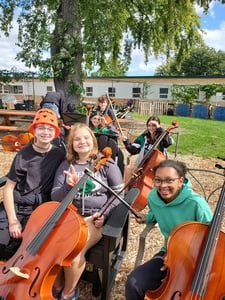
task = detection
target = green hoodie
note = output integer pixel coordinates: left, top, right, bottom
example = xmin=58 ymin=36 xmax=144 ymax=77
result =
xmin=145 ymin=178 xmax=213 ymax=251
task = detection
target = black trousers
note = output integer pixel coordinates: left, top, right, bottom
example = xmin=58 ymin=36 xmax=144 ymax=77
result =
xmin=125 ymin=251 xmax=166 ymax=300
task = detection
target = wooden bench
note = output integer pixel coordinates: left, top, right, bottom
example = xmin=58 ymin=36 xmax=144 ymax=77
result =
xmin=9 ymin=118 xmax=33 ymax=123
xmin=0 ymin=110 xmax=36 ymax=126
xmin=0 ymin=125 xmax=28 ymax=132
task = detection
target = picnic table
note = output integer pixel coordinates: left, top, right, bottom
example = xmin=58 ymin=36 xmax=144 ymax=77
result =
xmin=0 ymin=110 xmax=36 ymax=132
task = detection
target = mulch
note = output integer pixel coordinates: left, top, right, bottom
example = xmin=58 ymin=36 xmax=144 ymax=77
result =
xmin=0 ymin=119 xmax=224 ymax=299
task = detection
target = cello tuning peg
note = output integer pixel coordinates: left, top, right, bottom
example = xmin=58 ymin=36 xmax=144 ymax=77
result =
xmin=172 ymin=120 xmax=179 ymax=127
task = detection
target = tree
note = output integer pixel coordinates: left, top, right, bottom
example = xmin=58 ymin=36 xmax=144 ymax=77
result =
xmin=155 ymin=46 xmax=225 ymax=76
xmin=171 ymin=83 xmax=225 ymax=104
xmin=0 ymin=0 xmax=221 ymax=106
xmin=90 ymin=56 xmax=128 ymax=77
xmin=171 ymin=85 xmax=199 ymax=104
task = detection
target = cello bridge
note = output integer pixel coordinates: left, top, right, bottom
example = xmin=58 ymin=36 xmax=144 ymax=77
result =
xmin=9 ymin=267 xmax=29 ymax=279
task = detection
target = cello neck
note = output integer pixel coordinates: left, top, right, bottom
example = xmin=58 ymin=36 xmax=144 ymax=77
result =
xmin=190 ymin=181 xmax=225 ymax=296
xmin=105 ymin=93 xmax=125 ymax=137
xmin=26 ymin=168 xmax=94 ymax=256
xmin=137 ymin=129 xmax=168 ymax=168
xmin=26 ymin=154 xmax=108 ymax=256
xmin=137 ymin=121 xmax=178 ymax=169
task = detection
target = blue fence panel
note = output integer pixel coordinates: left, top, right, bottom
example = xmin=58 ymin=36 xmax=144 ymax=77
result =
xmin=213 ymin=106 xmax=225 ymax=121
xmin=192 ymin=104 xmax=208 ymax=119
xmin=175 ymin=104 xmax=190 ymax=117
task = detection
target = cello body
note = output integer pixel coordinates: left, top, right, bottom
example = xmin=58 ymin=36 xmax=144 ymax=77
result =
xmin=0 ymin=201 xmax=88 ymax=300
xmin=145 ymin=221 xmax=225 ymax=300
xmin=126 ymin=120 xmax=178 ymax=212
xmin=131 ymin=148 xmax=166 ymax=211
xmin=1 ymin=133 xmax=33 ymax=151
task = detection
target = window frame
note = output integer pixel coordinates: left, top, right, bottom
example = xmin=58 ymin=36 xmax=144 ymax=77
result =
xmin=159 ymin=87 xmax=169 ymax=99
xmin=86 ymin=86 xmax=93 ymax=96
xmin=132 ymin=87 xmax=141 ymax=98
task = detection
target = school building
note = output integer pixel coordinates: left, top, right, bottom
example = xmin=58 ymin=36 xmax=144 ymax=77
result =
xmin=1 ymin=75 xmax=225 ymax=109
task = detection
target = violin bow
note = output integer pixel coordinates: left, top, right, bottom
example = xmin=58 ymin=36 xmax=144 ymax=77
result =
xmin=84 ymin=167 xmax=141 ymax=219
xmin=105 ymin=93 xmax=125 ymax=138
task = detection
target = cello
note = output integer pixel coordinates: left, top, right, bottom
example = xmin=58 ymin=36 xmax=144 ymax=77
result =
xmin=104 ymin=93 xmax=126 ymax=138
xmin=1 ymin=133 xmax=33 ymax=151
xmin=127 ymin=121 xmax=178 ymax=211
xmin=0 ymin=153 xmax=110 ymax=300
xmin=145 ymin=172 xmax=225 ymax=300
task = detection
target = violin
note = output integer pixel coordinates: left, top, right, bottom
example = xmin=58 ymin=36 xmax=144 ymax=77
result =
xmin=128 ymin=121 xmax=178 ymax=211
xmin=0 ymin=151 xmax=110 ymax=299
xmin=145 ymin=172 xmax=225 ymax=300
xmin=1 ymin=133 xmax=33 ymax=151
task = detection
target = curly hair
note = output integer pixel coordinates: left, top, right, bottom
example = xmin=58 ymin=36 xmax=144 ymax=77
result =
xmin=153 ymin=159 xmax=187 ymax=178
xmin=66 ymin=123 xmax=98 ymax=162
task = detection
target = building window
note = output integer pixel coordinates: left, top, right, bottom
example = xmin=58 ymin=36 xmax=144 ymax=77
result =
xmin=47 ymin=86 xmax=53 ymax=92
xmin=13 ymin=85 xmax=23 ymax=94
xmin=108 ymin=87 xmax=115 ymax=97
xmin=4 ymin=85 xmax=9 ymax=93
xmin=159 ymin=87 xmax=168 ymax=99
xmin=132 ymin=87 xmax=141 ymax=98
xmin=86 ymin=87 xmax=93 ymax=96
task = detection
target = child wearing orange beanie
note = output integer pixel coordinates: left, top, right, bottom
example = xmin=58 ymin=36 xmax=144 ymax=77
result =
xmin=0 ymin=108 xmax=65 ymax=260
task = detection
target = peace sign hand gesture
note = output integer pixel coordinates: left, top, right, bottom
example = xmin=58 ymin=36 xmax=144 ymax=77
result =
xmin=64 ymin=165 xmax=79 ymax=186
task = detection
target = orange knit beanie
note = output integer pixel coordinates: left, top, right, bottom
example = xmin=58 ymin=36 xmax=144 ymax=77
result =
xmin=29 ymin=108 xmax=60 ymax=138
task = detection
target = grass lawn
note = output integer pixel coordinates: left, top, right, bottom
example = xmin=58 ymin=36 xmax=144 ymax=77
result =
xmin=132 ymin=113 xmax=225 ymax=159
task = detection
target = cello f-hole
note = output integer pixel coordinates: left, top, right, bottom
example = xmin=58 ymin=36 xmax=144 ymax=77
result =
xmin=29 ymin=266 xmax=40 ymax=298
xmin=171 ymin=291 xmax=182 ymax=299
xmin=2 ymin=254 xmax=24 ymax=274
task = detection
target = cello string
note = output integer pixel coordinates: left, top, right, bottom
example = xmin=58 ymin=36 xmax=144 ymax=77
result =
xmin=191 ymin=183 xmax=225 ymax=298
xmin=196 ymin=185 xmax=225 ymax=296
xmin=27 ymin=155 xmax=105 ymax=254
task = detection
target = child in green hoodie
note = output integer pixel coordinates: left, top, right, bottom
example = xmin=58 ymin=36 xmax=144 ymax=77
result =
xmin=125 ymin=159 xmax=213 ymax=300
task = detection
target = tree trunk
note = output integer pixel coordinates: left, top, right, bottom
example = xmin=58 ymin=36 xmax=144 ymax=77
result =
xmin=51 ymin=0 xmax=83 ymax=108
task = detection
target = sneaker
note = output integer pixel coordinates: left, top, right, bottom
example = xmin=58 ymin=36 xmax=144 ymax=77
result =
xmin=52 ymin=286 xmax=63 ymax=299
xmin=58 ymin=286 xmax=80 ymax=300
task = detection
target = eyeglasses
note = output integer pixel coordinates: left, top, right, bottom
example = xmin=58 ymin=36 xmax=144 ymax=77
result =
xmin=153 ymin=178 xmax=180 ymax=186
xmin=35 ymin=126 xmax=55 ymax=133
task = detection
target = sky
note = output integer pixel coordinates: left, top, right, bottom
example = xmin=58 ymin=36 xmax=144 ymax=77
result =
xmin=0 ymin=1 xmax=225 ymax=77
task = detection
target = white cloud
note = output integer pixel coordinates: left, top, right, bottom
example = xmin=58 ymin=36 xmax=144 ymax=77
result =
xmin=195 ymin=2 xmax=216 ymax=17
xmin=127 ymin=48 xmax=166 ymax=75
xmin=203 ymin=22 xmax=225 ymax=51
xmin=1 ymin=3 xmax=225 ymax=76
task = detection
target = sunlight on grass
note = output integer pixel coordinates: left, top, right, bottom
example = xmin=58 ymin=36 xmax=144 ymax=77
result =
xmin=131 ymin=114 xmax=225 ymax=158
